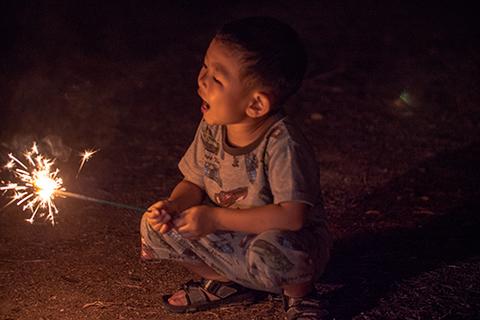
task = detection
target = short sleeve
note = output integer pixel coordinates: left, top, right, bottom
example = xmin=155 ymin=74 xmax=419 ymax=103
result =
xmin=266 ymin=126 xmax=321 ymax=206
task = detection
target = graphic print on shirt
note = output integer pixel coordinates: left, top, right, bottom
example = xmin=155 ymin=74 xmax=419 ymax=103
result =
xmin=258 ymin=186 xmax=273 ymax=204
xmin=232 ymin=155 xmax=239 ymax=167
xmin=204 ymin=162 xmax=222 ymax=187
xmin=263 ymin=126 xmax=284 ymax=178
xmin=245 ymin=153 xmax=258 ymax=184
xmin=215 ymin=186 xmax=248 ymax=207
xmin=262 ymin=151 xmax=270 ymax=177
xmin=202 ymin=126 xmax=220 ymax=155
xmin=270 ymin=126 xmax=285 ymax=139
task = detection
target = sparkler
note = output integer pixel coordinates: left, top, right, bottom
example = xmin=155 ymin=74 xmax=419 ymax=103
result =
xmin=2 ymin=143 xmax=151 ymax=217
xmin=55 ymin=190 xmax=147 ymax=212
xmin=1 ymin=143 xmax=189 ymax=250
xmin=1 ymin=143 xmax=104 ymax=224
xmin=1 ymin=144 xmax=148 ymax=224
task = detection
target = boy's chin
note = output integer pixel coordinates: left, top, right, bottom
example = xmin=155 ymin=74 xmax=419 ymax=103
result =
xmin=202 ymin=115 xmax=215 ymax=125
xmin=204 ymin=120 xmax=219 ymax=126
xmin=203 ymin=115 xmax=226 ymax=126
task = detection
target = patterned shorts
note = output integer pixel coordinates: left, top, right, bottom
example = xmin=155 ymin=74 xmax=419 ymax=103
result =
xmin=140 ymin=214 xmax=331 ymax=293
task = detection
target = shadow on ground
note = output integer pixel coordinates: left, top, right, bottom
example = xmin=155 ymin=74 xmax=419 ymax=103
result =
xmin=322 ymin=141 xmax=480 ymax=319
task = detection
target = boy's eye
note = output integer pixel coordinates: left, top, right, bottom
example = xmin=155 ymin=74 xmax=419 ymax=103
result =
xmin=201 ymin=62 xmax=221 ymax=84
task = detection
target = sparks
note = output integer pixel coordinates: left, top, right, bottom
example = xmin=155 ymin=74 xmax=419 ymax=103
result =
xmin=1 ymin=144 xmax=63 ymax=225
xmin=76 ymin=149 xmax=98 ymax=178
xmin=2 ymin=144 xmax=160 ymax=229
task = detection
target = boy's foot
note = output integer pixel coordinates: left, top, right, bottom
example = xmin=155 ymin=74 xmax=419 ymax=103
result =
xmin=283 ymin=290 xmax=329 ymax=320
xmin=161 ymin=278 xmax=256 ymax=313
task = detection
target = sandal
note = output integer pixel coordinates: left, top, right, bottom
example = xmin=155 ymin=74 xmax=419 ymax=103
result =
xmin=283 ymin=290 xmax=329 ymax=320
xmin=161 ymin=278 xmax=256 ymax=313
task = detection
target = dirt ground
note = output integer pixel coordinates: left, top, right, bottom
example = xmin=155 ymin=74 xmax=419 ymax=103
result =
xmin=0 ymin=1 xmax=479 ymax=319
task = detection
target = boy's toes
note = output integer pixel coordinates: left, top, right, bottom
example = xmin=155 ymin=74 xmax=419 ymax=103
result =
xmin=168 ymin=290 xmax=188 ymax=306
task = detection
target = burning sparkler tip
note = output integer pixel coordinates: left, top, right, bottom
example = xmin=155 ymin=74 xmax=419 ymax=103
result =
xmin=2 ymin=142 xmax=97 ymax=225
xmin=1 ymin=142 xmax=64 ymax=225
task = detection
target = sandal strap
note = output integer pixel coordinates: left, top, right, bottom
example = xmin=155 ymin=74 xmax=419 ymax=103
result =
xmin=161 ymin=278 xmax=256 ymax=313
xmin=286 ymin=307 xmax=328 ymax=320
xmin=181 ymin=279 xmax=241 ymax=305
xmin=182 ymin=280 xmax=209 ymax=305
xmin=284 ymin=291 xmax=329 ymax=320
xmin=201 ymin=279 xmax=239 ymax=299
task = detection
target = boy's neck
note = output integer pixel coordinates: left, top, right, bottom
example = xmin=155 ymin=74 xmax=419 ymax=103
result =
xmin=225 ymin=114 xmax=279 ymax=148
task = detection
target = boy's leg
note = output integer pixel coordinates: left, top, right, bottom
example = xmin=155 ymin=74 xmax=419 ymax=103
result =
xmin=177 ymin=261 xmax=231 ymax=282
xmin=283 ymin=281 xmax=314 ymax=298
xmin=245 ymin=228 xmax=331 ymax=319
xmin=141 ymin=214 xmax=255 ymax=310
xmin=246 ymin=228 xmax=330 ymax=291
xmin=167 ymin=261 xmax=231 ymax=306
xmin=140 ymin=213 xmax=201 ymax=263
xmin=141 ymin=212 xmax=331 ymax=314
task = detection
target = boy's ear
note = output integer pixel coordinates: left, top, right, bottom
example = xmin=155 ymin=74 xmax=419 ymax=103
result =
xmin=246 ymin=92 xmax=272 ymax=118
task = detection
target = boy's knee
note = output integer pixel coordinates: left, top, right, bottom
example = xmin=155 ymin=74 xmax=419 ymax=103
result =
xmin=140 ymin=213 xmax=150 ymax=238
xmin=249 ymin=230 xmax=304 ymax=273
xmin=246 ymin=230 xmax=316 ymax=289
xmin=140 ymin=213 xmax=170 ymax=248
xmin=251 ymin=229 xmax=310 ymax=253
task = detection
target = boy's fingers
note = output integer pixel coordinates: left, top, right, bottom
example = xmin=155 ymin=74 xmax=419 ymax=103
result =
xmin=147 ymin=205 xmax=161 ymax=214
xmin=147 ymin=204 xmax=169 ymax=217
xmin=159 ymin=224 xmax=169 ymax=233
xmin=161 ymin=212 xmax=172 ymax=224
xmin=160 ymin=221 xmax=175 ymax=233
xmin=145 ymin=210 xmax=158 ymax=220
xmin=173 ymin=214 xmax=186 ymax=228
xmin=149 ymin=200 xmax=168 ymax=211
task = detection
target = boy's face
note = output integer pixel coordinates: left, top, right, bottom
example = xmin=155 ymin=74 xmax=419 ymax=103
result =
xmin=197 ymin=38 xmax=255 ymax=126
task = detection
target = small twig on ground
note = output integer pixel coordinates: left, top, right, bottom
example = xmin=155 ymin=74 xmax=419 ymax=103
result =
xmin=83 ymin=301 xmax=106 ymax=309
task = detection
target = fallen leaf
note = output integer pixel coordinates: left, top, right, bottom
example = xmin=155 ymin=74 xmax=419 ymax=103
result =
xmin=310 ymin=113 xmax=324 ymax=121
xmin=414 ymin=208 xmax=435 ymax=215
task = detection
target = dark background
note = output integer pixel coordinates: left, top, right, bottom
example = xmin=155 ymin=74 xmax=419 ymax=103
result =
xmin=1 ymin=1 xmax=479 ymax=319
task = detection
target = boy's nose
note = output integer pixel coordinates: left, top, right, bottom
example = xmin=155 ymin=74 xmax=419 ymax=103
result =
xmin=198 ymin=72 xmax=207 ymax=89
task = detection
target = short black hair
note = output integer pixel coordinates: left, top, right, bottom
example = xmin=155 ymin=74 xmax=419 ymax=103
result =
xmin=216 ymin=17 xmax=307 ymax=107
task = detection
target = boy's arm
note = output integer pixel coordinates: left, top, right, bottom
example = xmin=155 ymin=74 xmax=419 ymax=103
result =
xmin=168 ymin=178 xmax=205 ymax=212
xmin=213 ymin=201 xmax=307 ymax=233
xmin=174 ymin=201 xmax=307 ymax=239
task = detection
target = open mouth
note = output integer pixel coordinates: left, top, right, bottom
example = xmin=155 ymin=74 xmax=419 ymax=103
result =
xmin=201 ymin=101 xmax=210 ymax=113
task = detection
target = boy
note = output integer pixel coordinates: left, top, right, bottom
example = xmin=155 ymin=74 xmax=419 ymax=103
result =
xmin=141 ymin=17 xmax=332 ymax=319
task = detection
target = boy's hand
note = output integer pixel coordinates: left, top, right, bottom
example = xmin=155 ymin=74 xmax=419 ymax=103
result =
xmin=145 ymin=200 xmax=177 ymax=234
xmin=173 ymin=205 xmax=216 ymax=240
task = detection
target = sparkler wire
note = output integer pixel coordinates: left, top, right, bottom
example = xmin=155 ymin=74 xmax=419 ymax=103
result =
xmin=55 ymin=190 xmax=149 ymax=212
xmin=56 ymin=190 xmax=189 ymax=250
